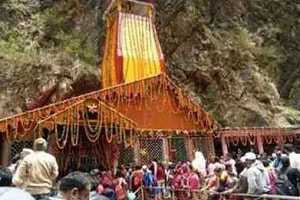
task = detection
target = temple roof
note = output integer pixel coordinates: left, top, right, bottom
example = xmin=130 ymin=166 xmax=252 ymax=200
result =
xmin=0 ymin=73 xmax=215 ymax=141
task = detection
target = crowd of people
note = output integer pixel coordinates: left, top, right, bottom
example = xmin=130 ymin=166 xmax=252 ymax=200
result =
xmin=1 ymin=138 xmax=300 ymax=200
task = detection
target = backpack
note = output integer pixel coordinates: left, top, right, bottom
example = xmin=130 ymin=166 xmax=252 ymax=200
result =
xmin=275 ymin=172 xmax=298 ymax=196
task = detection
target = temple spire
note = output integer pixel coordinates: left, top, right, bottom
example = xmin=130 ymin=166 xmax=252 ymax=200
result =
xmin=101 ymin=0 xmax=164 ymax=88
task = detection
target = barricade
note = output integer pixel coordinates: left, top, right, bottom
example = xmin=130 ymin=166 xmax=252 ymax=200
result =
xmin=140 ymin=186 xmax=208 ymax=200
xmin=139 ymin=186 xmax=300 ymax=200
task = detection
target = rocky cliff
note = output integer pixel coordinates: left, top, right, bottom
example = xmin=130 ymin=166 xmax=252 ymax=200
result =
xmin=0 ymin=0 xmax=300 ymax=128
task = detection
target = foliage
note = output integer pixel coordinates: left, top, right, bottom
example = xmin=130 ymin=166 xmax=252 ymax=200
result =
xmin=0 ymin=0 xmax=97 ymax=66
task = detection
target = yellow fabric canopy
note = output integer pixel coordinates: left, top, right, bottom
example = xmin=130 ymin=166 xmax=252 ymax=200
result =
xmin=120 ymin=13 xmax=162 ymax=83
xmin=101 ymin=11 xmax=164 ymax=88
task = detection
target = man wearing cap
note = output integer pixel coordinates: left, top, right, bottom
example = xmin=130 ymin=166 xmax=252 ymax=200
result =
xmin=240 ymin=152 xmax=269 ymax=195
xmin=13 ymin=138 xmax=59 ymax=200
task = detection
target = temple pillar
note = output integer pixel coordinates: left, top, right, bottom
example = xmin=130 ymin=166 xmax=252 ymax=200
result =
xmin=185 ymin=136 xmax=194 ymax=161
xmin=0 ymin=138 xmax=11 ymax=167
xmin=257 ymin=135 xmax=264 ymax=154
xmin=221 ymin=135 xmax=228 ymax=156
xmin=162 ymin=137 xmax=169 ymax=162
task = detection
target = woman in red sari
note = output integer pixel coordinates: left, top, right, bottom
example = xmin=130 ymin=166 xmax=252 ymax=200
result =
xmin=171 ymin=163 xmax=189 ymax=200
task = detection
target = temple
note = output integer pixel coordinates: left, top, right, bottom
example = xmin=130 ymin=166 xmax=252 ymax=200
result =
xmin=0 ymin=0 xmax=215 ymax=173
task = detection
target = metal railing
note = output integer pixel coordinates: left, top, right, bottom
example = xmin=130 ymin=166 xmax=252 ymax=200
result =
xmin=229 ymin=193 xmax=300 ymax=200
xmin=138 ymin=186 xmax=300 ymax=200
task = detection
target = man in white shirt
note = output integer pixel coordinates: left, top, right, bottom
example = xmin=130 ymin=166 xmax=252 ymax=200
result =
xmin=284 ymin=144 xmax=300 ymax=171
xmin=13 ymin=138 xmax=59 ymax=200
xmin=240 ymin=152 xmax=269 ymax=194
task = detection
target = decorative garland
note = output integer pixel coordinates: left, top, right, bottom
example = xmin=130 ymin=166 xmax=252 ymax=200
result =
xmin=264 ymin=135 xmax=274 ymax=145
xmin=82 ymin=101 xmax=103 ymax=143
xmin=170 ymin=92 xmax=181 ymax=114
xmin=231 ymin=137 xmax=240 ymax=146
xmin=288 ymin=135 xmax=294 ymax=143
xmin=248 ymin=134 xmax=256 ymax=145
xmin=105 ymin=113 xmax=113 ymax=143
xmin=18 ymin=112 xmax=36 ymax=138
xmin=83 ymin=100 xmax=102 ymax=133
xmin=240 ymin=136 xmax=248 ymax=146
xmin=70 ymin=107 xmax=80 ymax=146
xmin=123 ymin=123 xmax=129 ymax=148
xmin=1 ymin=73 xmax=215 ymax=137
xmin=116 ymin=123 xmax=123 ymax=144
xmin=54 ymin=112 xmax=69 ymax=150
xmin=13 ymin=118 xmax=19 ymax=140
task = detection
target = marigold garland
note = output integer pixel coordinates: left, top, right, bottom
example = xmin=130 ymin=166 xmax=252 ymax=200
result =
xmin=54 ymin=113 xmax=69 ymax=150
xmin=248 ymin=134 xmax=256 ymax=145
xmin=13 ymin=118 xmax=19 ymax=140
xmin=19 ymin=113 xmax=36 ymax=138
xmin=231 ymin=137 xmax=239 ymax=146
xmin=288 ymin=135 xmax=294 ymax=143
xmin=82 ymin=101 xmax=103 ymax=142
xmin=105 ymin=113 xmax=113 ymax=143
xmin=70 ymin=107 xmax=80 ymax=146
xmin=264 ymin=135 xmax=273 ymax=144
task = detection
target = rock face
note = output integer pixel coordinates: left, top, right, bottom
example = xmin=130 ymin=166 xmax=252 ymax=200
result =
xmin=0 ymin=0 xmax=101 ymax=117
xmin=0 ymin=0 xmax=300 ymax=127
xmin=156 ymin=0 xmax=300 ymax=127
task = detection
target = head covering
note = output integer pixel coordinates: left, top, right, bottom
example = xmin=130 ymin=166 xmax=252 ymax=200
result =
xmin=242 ymin=152 xmax=256 ymax=161
xmin=33 ymin=137 xmax=47 ymax=151
xmin=214 ymin=163 xmax=224 ymax=172
xmin=35 ymin=137 xmax=46 ymax=144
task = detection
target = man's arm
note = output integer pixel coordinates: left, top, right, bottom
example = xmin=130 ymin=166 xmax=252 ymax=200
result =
xmin=247 ymin=170 xmax=258 ymax=194
xmin=12 ymin=160 xmax=29 ymax=187
xmin=51 ymin=157 xmax=59 ymax=180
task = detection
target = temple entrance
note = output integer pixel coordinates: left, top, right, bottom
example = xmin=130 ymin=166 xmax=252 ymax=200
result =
xmin=227 ymin=143 xmax=258 ymax=158
xmin=49 ymin=126 xmax=120 ymax=176
xmin=214 ymin=139 xmax=223 ymax=156
xmin=169 ymin=137 xmax=187 ymax=162
xmin=119 ymin=145 xmax=135 ymax=166
xmin=140 ymin=138 xmax=164 ymax=164
xmin=263 ymin=144 xmax=277 ymax=155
